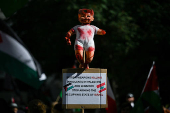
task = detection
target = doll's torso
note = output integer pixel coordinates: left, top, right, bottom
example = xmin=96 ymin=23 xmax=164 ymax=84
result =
xmin=73 ymin=25 xmax=99 ymax=43
xmin=73 ymin=24 xmax=99 ymax=51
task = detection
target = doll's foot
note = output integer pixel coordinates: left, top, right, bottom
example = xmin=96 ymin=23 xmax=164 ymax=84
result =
xmin=84 ymin=63 xmax=89 ymax=69
xmin=79 ymin=64 xmax=84 ymax=68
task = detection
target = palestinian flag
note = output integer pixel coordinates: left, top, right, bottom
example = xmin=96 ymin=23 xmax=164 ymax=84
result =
xmin=106 ymin=77 xmax=117 ymax=113
xmin=0 ymin=29 xmax=46 ymax=89
xmin=131 ymin=61 xmax=163 ymax=113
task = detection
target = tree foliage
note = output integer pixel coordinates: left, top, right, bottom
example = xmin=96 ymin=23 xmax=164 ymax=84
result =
xmin=5 ymin=0 xmax=170 ymax=106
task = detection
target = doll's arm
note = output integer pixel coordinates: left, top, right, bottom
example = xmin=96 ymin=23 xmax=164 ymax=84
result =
xmin=97 ymin=29 xmax=106 ymax=35
xmin=65 ymin=28 xmax=75 ymax=45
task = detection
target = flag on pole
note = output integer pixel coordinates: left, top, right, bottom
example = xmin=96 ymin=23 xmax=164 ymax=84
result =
xmin=106 ymin=77 xmax=117 ymax=113
xmin=130 ymin=61 xmax=163 ymax=113
xmin=0 ymin=30 xmax=46 ymax=89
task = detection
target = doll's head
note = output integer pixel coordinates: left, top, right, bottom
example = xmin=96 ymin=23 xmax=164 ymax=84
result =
xmin=78 ymin=9 xmax=94 ymax=24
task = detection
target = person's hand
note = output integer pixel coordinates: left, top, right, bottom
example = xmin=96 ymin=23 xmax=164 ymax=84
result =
xmin=65 ymin=37 xmax=71 ymax=45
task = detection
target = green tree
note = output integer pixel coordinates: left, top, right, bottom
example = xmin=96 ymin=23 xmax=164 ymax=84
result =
xmin=4 ymin=0 xmax=170 ymax=107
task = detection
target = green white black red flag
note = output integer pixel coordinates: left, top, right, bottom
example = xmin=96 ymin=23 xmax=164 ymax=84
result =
xmin=0 ymin=30 xmax=46 ymax=89
xmin=130 ymin=61 xmax=163 ymax=113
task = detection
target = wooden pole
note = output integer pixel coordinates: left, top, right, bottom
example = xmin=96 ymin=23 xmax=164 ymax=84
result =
xmin=83 ymin=50 xmax=85 ymax=63
xmin=82 ymin=108 xmax=84 ymax=113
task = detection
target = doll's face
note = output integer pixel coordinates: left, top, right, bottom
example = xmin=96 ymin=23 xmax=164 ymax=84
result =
xmin=78 ymin=9 xmax=94 ymax=24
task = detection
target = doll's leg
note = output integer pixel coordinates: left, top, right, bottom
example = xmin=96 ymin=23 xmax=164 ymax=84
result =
xmin=75 ymin=44 xmax=84 ymax=68
xmin=75 ymin=50 xmax=84 ymax=68
xmin=85 ymin=50 xmax=94 ymax=69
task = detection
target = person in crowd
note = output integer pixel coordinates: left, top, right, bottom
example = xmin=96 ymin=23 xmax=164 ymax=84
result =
xmin=126 ymin=93 xmax=135 ymax=108
xmin=28 ymin=99 xmax=46 ymax=113
xmin=120 ymin=102 xmax=132 ymax=113
xmin=163 ymin=106 xmax=170 ymax=113
xmin=10 ymin=103 xmax=18 ymax=113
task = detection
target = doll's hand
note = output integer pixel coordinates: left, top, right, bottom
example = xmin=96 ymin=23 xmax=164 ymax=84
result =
xmin=97 ymin=29 xmax=106 ymax=35
xmin=65 ymin=37 xmax=71 ymax=45
xmin=102 ymin=30 xmax=106 ymax=35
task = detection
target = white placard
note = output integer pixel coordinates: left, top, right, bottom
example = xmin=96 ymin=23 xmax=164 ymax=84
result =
xmin=62 ymin=73 xmax=107 ymax=105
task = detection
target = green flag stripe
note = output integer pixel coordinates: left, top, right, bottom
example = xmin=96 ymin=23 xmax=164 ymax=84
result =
xmin=142 ymin=91 xmax=163 ymax=113
xmin=60 ymin=91 xmax=62 ymax=98
xmin=130 ymin=97 xmax=144 ymax=113
xmin=0 ymin=51 xmax=43 ymax=89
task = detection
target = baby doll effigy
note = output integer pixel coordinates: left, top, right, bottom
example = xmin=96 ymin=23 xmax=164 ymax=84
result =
xmin=65 ymin=9 xmax=106 ymax=69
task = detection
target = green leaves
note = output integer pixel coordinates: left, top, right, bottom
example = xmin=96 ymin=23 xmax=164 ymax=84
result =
xmin=4 ymin=0 xmax=170 ymax=105
xmin=0 ymin=0 xmax=29 ymax=17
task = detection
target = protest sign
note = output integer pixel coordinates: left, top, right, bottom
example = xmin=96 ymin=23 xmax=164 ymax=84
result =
xmin=62 ymin=68 xmax=107 ymax=109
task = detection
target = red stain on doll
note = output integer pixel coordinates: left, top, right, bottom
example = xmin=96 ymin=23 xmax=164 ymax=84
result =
xmin=87 ymin=29 xmax=92 ymax=36
xmin=66 ymin=32 xmax=71 ymax=38
xmin=76 ymin=53 xmax=84 ymax=64
xmin=88 ymin=47 xmax=95 ymax=51
xmin=71 ymin=28 xmax=75 ymax=33
xmin=75 ymin=45 xmax=83 ymax=50
xmin=78 ymin=28 xmax=85 ymax=39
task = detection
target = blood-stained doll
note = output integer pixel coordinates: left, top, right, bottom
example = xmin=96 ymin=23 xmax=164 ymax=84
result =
xmin=65 ymin=9 xmax=106 ymax=69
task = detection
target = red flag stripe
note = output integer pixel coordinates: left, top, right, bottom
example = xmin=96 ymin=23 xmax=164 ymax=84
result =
xmin=106 ymin=77 xmax=117 ymax=113
xmin=143 ymin=65 xmax=159 ymax=92
xmin=106 ymin=95 xmax=117 ymax=113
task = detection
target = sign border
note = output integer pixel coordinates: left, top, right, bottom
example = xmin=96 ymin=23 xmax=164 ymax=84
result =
xmin=62 ymin=68 xmax=107 ymax=109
